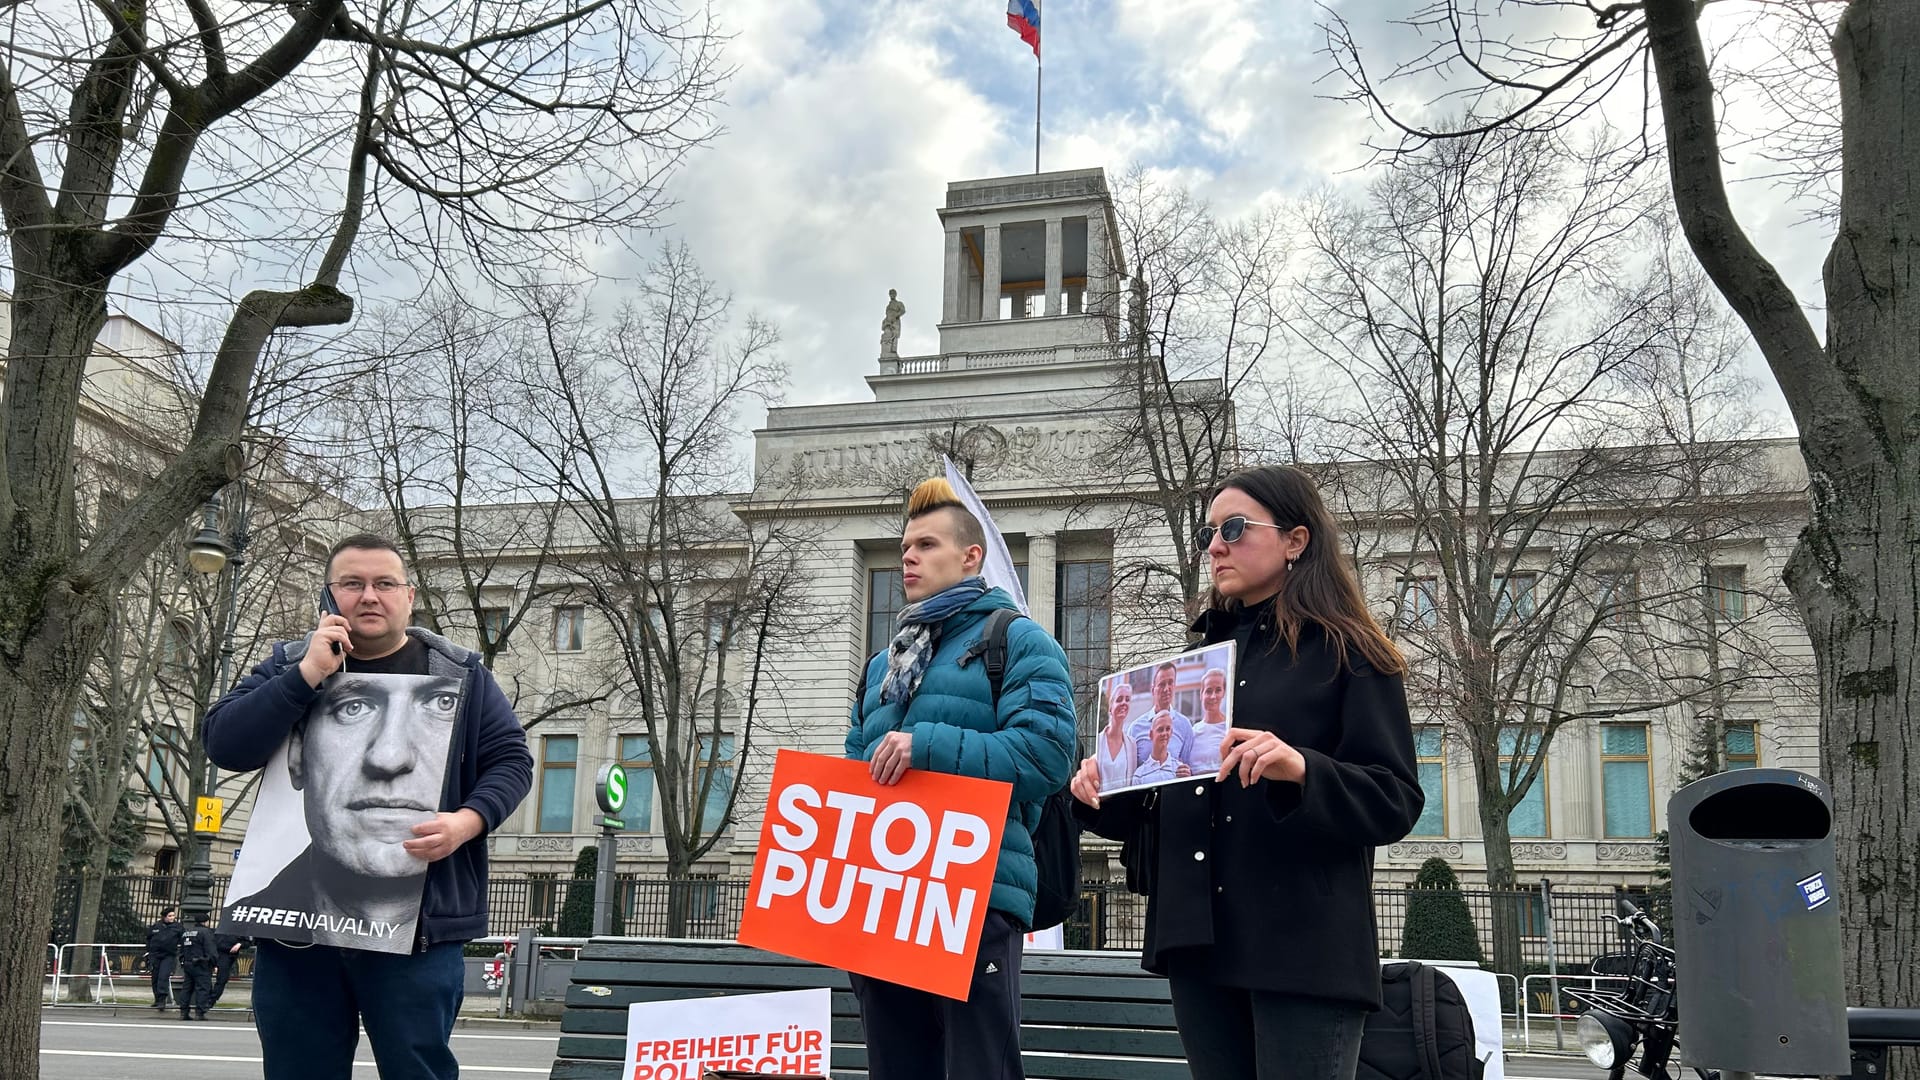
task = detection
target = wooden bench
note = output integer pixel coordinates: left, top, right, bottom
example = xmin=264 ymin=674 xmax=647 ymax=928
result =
xmin=550 ymin=939 xmax=1186 ymax=1080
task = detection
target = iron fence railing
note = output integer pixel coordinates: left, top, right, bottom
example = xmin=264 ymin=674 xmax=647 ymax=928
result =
xmin=54 ymin=872 xmax=1666 ymax=977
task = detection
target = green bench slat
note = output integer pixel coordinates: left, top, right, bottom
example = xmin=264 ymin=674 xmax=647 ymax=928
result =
xmin=552 ymin=940 xmax=1185 ymax=1079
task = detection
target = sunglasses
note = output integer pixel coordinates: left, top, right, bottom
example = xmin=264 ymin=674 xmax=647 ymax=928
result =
xmin=1196 ymin=515 xmax=1288 ymax=548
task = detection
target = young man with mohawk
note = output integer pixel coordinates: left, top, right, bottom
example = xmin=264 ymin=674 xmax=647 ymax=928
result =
xmin=845 ymin=477 xmax=1078 ymax=1080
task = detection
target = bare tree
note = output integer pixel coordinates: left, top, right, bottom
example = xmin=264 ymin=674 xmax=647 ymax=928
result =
xmin=1075 ymin=170 xmax=1290 ymax=668
xmin=347 ymin=292 xmax=611 ymax=729
xmin=1293 ymin=127 xmax=1759 ymax=977
xmin=501 ymin=250 xmax=819 ymax=929
xmin=1326 ymin=0 xmax=1917 ymax=1026
xmin=0 ymin=0 xmax=725 ymax=1055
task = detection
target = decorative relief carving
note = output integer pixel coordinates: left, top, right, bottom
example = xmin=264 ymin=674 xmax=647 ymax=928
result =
xmin=1512 ymin=843 xmax=1568 ymax=861
xmin=1597 ymin=843 xmax=1656 ymax=861
xmin=518 ymin=836 xmax=574 ymax=853
xmin=768 ymin=422 xmax=1106 ymax=488
xmin=616 ymin=836 xmax=656 ymax=854
xmin=1387 ymin=841 xmax=1464 ymax=860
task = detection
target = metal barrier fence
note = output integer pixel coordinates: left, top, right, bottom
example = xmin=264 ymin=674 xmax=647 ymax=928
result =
xmin=53 ymin=873 xmax=1662 ymax=978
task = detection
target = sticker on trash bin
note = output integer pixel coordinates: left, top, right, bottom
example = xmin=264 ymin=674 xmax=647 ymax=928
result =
xmin=1797 ymin=872 xmax=1831 ymax=910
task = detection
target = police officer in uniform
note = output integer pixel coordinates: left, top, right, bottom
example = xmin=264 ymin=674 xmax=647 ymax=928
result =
xmin=176 ymin=913 xmax=219 ymax=1020
xmin=144 ymin=907 xmax=181 ymax=1010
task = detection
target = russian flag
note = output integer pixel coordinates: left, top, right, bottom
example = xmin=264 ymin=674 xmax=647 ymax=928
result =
xmin=1007 ymin=0 xmax=1040 ymax=58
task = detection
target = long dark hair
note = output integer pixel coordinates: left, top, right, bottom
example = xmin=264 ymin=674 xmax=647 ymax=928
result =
xmin=1207 ymin=465 xmax=1405 ymax=676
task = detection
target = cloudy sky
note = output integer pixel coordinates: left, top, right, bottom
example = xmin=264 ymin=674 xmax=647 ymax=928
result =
xmin=579 ymin=0 xmax=1827 ymax=431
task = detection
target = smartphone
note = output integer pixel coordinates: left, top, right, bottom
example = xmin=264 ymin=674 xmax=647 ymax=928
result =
xmin=318 ymin=585 xmax=344 ymax=655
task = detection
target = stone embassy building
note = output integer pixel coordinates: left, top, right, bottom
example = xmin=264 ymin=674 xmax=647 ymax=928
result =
xmin=467 ymin=168 xmax=1819 ymax=911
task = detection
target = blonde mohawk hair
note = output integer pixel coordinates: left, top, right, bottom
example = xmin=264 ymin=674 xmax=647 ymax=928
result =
xmin=905 ymin=477 xmax=987 ymax=551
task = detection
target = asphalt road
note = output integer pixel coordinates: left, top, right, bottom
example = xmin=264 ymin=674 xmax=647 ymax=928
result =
xmin=39 ymin=1013 xmax=557 ymax=1079
xmin=39 ymin=1011 xmax=1611 ymax=1080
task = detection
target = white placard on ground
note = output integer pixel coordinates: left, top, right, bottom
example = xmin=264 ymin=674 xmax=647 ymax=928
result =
xmin=624 ymin=987 xmax=830 ymax=1079
xmin=1024 ymin=925 xmax=1064 ymax=950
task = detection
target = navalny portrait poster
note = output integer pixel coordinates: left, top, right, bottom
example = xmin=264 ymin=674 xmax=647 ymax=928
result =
xmin=220 ymin=672 xmax=461 ymax=953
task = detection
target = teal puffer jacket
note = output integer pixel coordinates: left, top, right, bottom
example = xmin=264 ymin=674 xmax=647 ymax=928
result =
xmin=845 ymin=589 xmax=1078 ymax=929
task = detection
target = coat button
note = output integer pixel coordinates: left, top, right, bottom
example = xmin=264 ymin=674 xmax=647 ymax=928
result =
xmin=1193 ymin=851 xmax=1206 ymax=862
xmin=1194 ymin=785 xmax=1205 ymax=796
xmin=1216 ymin=886 xmax=1224 ymax=894
xmin=1225 ymin=815 xmax=1233 ymax=823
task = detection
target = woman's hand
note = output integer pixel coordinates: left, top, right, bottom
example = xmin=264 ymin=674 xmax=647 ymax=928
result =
xmin=1217 ymin=728 xmax=1306 ymax=787
xmin=1069 ymin=756 xmax=1103 ymax=809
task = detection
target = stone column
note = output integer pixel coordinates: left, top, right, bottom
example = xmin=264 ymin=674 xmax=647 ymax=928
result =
xmin=1558 ymin=721 xmax=1596 ymax=839
xmin=982 ymin=224 xmax=1003 ymax=322
xmin=1044 ymin=217 xmax=1064 ymax=316
xmin=1026 ymin=534 xmax=1058 ymax=635
xmin=1085 ymin=210 xmax=1112 ymax=322
xmin=943 ymin=229 xmax=963 ymax=324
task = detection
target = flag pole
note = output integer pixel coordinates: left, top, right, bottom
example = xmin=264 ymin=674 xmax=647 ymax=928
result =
xmin=1034 ymin=0 xmax=1042 ymax=173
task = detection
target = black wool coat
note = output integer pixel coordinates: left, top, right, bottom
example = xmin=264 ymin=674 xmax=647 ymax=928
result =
xmin=1074 ymin=599 xmax=1424 ymax=1009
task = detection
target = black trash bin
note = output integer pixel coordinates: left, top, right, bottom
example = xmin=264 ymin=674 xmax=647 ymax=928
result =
xmin=1667 ymin=768 xmax=1849 ymax=1075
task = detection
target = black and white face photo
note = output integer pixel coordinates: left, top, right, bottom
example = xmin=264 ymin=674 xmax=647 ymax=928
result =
xmin=222 ymin=672 xmax=460 ymax=951
xmin=293 ymin=674 xmax=460 ymax=878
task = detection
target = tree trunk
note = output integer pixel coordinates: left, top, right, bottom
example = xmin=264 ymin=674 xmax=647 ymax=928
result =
xmin=665 ymin=852 xmax=690 ymax=937
xmin=0 ymin=615 xmax=105 ymax=1072
xmin=1789 ymin=470 xmax=1919 ymax=1032
xmin=1476 ymin=788 xmax=1526 ymax=983
xmin=1791 ymin=3 xmax=1918 ymax=1056
xmin=65 ymin=836 xmax=115 ymax=1004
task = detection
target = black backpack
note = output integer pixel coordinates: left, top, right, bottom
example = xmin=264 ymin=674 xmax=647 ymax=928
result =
xmin=1358 ymin=960 xmax=1485 ymax=1080
xmin=856 ymin=608 xmax=1082 ymax=931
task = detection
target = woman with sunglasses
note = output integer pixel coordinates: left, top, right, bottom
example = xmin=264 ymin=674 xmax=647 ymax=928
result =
xmin=1068 ymin=464 xmax=1424 ymax=1080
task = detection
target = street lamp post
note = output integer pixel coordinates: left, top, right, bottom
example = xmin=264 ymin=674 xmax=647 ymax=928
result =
xmin=181 ymin=481 xmax=249 ymax=925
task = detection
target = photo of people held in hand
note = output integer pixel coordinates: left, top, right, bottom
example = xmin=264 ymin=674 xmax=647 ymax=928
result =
xmin=1092 ymin=642 xmax=1236 ymax=796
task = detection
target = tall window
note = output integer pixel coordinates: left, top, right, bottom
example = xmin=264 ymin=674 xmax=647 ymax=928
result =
xmin=1056 ymin=561 xmax=1112 ymax=743
xmin=867 ymin=569 xmax=905 ymax=655
xmin=618 ymin=733 xmax=656 ymax=831
xmin=529 ymin=874 xmax=559 ymax=920
xmin=552 ymin=606 xmax=586 ymax=652
xmin=1398 ymin=577 xmax=1439 ymax=630
xmin=538 ymin=735 xmax=577 ymax=833
xmin=1596 ymin=570 xmax=1639 ymax=626
xmin=1601 ymin=723 xmax=1653 ymax=838
xmin=1707 ymin=565 xmax=1747 ymax=620
xmin=632 ymin=605 xmax=668 ymax=649
xmin=1725 ymin=724 xmax=1759 ymax=769
xmin=161 ymin=618 xmax=195 ymax=671
xmin=1410 ymin=726 xmax=1446 ymax=836
xmin=1499 ymin=726 xmax=1549 ymax=837
xmin=479 ymin=607 xmax=509 ymax=648
xmin=705 ymin=601 xmax=734 ymax=652
xmin=1493 ymin=573 xmax=1538 ymax=623
xmin=685 ymin=872 xmax=723 ymax=926
xmin=152 ymin=848 xmax=178 ymax=899
xmin=696 ymin=734 xmax=736 ymax=833
xmin=1504 ymin=886 xmax=1550 ymax=937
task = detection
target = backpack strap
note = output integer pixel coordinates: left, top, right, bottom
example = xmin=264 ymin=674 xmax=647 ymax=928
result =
xmin=960 ymin=608 xmax=1023 ymax=706
xmin=1408 ymin=960 xmax=1448 ymax=1080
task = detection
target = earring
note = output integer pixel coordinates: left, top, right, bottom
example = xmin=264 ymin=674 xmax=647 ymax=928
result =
xmin=1286 ymin=557 xmax=1298 ymax=573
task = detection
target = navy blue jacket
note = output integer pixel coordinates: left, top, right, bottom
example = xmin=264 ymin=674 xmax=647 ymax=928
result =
xmin=204 ymin=628 xmax=533 ymax=948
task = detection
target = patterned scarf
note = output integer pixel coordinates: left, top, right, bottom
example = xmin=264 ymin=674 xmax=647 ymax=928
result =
xmin=880 ymin=576 xmax=989 ymax=706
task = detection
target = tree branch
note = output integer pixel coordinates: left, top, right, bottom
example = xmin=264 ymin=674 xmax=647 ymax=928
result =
xmin=1639 ymin=0 xmax=1847 ymax=439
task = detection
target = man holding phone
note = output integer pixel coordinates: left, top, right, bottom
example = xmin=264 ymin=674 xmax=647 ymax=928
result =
xmin=204 ymin=534 xmax=532 ymax=1080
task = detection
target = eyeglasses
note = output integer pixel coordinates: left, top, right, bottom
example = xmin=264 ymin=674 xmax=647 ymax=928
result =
xmin=1196 ymin=516 xmax=1287 ymax=549
xmin=328 ymin=579 xmax=413 ymax=595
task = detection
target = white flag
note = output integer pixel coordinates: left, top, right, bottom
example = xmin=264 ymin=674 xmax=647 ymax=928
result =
xmin=943 ymin=456 xmax=1028 ymax=615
